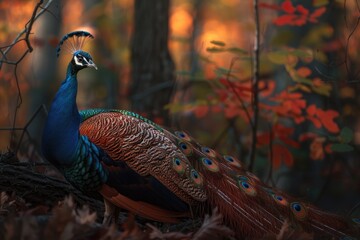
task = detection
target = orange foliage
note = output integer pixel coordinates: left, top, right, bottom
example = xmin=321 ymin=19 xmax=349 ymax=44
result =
xmin=297 ymin=67 xmax=312 ymax=78
xmin=260 ymin=1 xmax=327 ymax=26
xmin=193 ymin=105 xmax=209 ymax=118
xmin=272 ymin=144 xmax=294 ymax=168
xmin=306 ymin=105 xmax=340 ymax=133
xmin=309 ymin=137 xmax=326 ymax=160
xmin=257 ymin=124 xmax=299 ymax=169
xmin=0 ymin=1 xmax=35 ymax=35
xmin=266 ymin=91 xmax=306 ymax=123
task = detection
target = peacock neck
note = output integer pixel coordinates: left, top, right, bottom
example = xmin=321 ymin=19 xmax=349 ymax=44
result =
xmin=42 ymin=63 xmax=81 ymax=166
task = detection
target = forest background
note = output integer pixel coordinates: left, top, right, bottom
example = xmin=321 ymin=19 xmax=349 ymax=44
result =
xmin=0 ymin=0 xmax=359 ymax=238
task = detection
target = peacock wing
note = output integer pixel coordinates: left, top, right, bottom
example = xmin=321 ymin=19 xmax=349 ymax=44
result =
xmin=79 ymin=110 xmax=207 ymax=221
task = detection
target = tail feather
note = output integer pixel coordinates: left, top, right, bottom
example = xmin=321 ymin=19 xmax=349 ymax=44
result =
xmin=100 ymin=184 xmax=190 ymax=223
xmin=164 ymin=129 xmax=354 ymax=239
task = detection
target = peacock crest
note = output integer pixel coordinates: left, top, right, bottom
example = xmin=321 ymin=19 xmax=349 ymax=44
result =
xmin=56 ymin=30 xmax=94 ymax=57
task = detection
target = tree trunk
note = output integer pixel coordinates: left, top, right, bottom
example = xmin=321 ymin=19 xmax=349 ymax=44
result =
xmin=130 ymin=0 xmax=175 ymax=125
xmin=28 ymin=0 xmax=61 ymax=148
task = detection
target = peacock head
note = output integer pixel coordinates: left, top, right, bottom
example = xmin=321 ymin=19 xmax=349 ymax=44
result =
xmin=71 ymin=50 xmax=97 ymax=71
xmin=57 ymin=31 xmax=97 ymax=72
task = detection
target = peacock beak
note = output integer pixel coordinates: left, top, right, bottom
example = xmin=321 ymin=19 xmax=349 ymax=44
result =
xmin=86 ymin=59 xmax=98 ymax=70
xmin=88 ymin=62 xmax=98 ymax=70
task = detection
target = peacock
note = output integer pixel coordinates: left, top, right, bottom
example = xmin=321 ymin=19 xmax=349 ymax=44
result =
xmin=42 ymin=31 xmax=358 ymax=239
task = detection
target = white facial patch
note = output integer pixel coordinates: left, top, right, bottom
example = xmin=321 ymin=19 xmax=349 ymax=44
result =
xmin=74 ymin=55 xmax=84 ymax=67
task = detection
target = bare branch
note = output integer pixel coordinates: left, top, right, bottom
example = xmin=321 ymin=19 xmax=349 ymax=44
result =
xmin=248 ymin=0 xmax=260 ymax=171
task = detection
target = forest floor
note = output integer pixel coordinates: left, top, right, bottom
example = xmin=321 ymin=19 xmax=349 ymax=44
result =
xmin=0 ymin=151 xmax=240 ymax=240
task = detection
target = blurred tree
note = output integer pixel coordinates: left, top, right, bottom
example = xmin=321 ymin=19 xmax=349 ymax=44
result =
xmin=28 ymin=0 xmax=61 ymax=149
xmin=130 ymin=0 xmax=175 ymax=125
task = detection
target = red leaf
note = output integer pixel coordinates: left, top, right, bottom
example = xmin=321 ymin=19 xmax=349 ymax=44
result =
xmin=308 ymin=116 xmax=322 ymax=128
xmin=224 ymin=105 xmax=240 ymax=119
xmin=257 ymin=132 xmax=271 ymax=145
xmin=259 ymin=3 xmax=281 ymax=11
xmin=295 ymin=99 xmax=306 ymax=108
xmin=216 ymin=89 xmax=228 ymax=102
xmin=279 ymin=136 xmax=300 ymax=148
xmin=317 ymin=109 xmax=340 ymax=133
xmin=274 ymin=14 xmax=297 ymax=26
xmin=310 ymin=6 xmax=326 ymax=18
xmin=299 ymin=132 xmax=318 ymax=141
xmin=274 ymin=124 xmax=294 ymax=135
xmin=194 ymin=105 xmax=209 ymax=118
xmin=294 ymin=116 xmax=305 ymax=124
xmin=306 ymin=104 xmax=317 ymax=116
xmin=211 ymin=105 xmax=222 ymax=113
xmin=281 ymin=0 xmax=296 ymax=14
xmin=296 ymin=5 xmax=309 ymax=15
xmin=259 ymin=80 xmax=275 ymax=97
xmin=310 ymin=137 xmax=326 ymax=160
xmin=324 ymin=144 xmax=333 ymax=154
xmin=219 ymin=78 xmax=230 ymax=86
xmin=273 ymin=145 xmax=294 ymax=169
xmin=308 ymin=17 xmax=319 ymax=23
xmin=282 ymin=148 xmax=294 ymax=167
xmin=294 ymin=15 xmax=307 ymax=26
xmin=297 ymin=67 xmax=312 ymax=78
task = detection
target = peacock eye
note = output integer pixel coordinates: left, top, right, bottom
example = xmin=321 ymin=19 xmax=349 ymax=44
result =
xmin=201 ymin=157 xmax=219 ymax=172
xmin=190 ymin=169 xmax=203 ymax=187
xmin=237 ymin=178 xmax=257 ymax=196
xmin=290 ymin=202 xmax=307 ymax=220
xmin=272 ymin=194 xmax=288 ymax=206
xmin=77 ymin=56 xmax=83 ymax=62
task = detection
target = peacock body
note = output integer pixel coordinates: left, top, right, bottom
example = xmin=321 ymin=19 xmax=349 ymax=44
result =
xmin=42 ymin=31 xmax=357 ymax=239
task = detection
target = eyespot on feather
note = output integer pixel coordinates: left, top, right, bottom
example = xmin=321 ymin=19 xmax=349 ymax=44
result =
xmin=223 ymin=155 xmax=242 ymax=168
xmin=190 ymin=169 xmax=203 ymax=187
xmin=272 ymin=194 xmax=288 ymax=206
xmin=201 ymin=157 xmax=219 ymax=172
xmin=201 ymin=146 xmax=217 ymax=158
xmin=175 ymin=131 xmax=192 ymax=142
xmin=178 ymin=141 xmax=193 ymax=156
xmin=290 ymin=202 xmax=307 ymax=220
xmin=237 ymin=178 xmax=257 ymax=196
xmin=172 ymin=157 xmax=186 ymax=175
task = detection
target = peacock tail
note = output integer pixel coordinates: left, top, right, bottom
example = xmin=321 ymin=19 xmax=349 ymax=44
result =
xmin=42 ymin=31 xmax=358 ymax=240
xmin=78 ymin=108 xmax=355 ymax=239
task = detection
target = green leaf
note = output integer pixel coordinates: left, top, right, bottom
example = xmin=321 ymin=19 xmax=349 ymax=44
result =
xmin=226 ymin=47 xmax=248 ymax=55
xmin=210 ymin=40 xmax=226 ymax=47
xmin=198 ymin=55 xmax=216 ymax=64
xmin=206 ymin=47 xmax=225 ymax=53
xmin=267 ymin=51 xmax=288 ymax=64
xmin=313 ymin=0 xmax=329 ymax=7
xmin=170 ymin=36 xmax=190 ymax=43
xmin=331 ymin=143 xmax=354 ymax=152
xmin=311 ymin=84 xmax=332 ymax=96
xmin=339 ymin=127 xmax=353 ymax=143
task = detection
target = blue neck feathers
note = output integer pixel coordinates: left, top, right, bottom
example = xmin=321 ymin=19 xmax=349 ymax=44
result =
xmin=42 ymin=63 xmax=81 ymax=166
